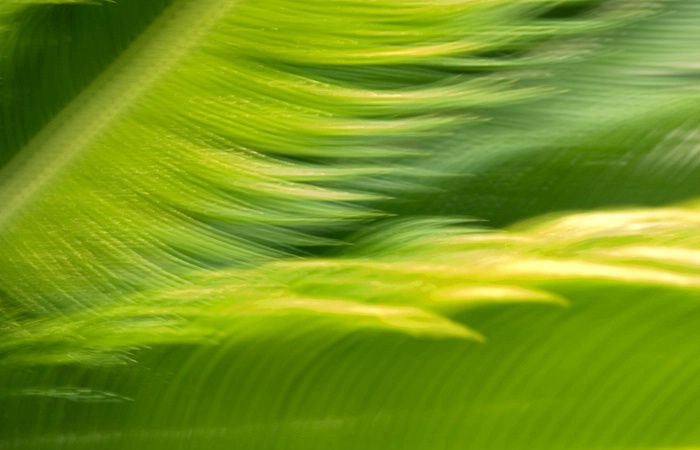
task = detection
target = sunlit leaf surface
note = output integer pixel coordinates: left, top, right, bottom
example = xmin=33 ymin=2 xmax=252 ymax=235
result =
xmin=1 ymin=0 xmax=699 ymax=448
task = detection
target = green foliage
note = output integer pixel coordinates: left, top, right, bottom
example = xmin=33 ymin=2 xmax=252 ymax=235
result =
xmin=1 ymin=0 xmax=700 ymax=448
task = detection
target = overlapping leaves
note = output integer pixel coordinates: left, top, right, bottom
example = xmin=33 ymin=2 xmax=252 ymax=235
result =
xmin=2 ymin=0 xmax=700 ymax=449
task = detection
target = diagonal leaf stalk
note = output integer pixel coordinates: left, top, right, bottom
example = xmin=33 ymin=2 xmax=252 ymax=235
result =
xmin=0 ymin=0 xmax=231 ymax=228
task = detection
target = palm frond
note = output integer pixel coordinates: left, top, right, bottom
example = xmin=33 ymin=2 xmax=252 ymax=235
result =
xmin=0 ymin=0 xmax=630 ymax=312
xmin=405 ymin=0 xmax=700 ymax=225
xmin=2 ymin=0 xmax=700 ymax=449
xmin=6 ymin=203 xmax=700 ymax=447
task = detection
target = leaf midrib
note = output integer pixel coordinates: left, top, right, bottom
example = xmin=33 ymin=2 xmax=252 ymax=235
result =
xmin=0 ymin=0 xmax=232 ymax=230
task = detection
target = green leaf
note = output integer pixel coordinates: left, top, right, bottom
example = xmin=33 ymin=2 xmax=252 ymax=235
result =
xmin=2 ymin=0 xmax=700 ymax=449
xmin=403 ymin=0 xmax=700 ymax=225
xmin=0 ymin=0 xmax=621 ymax=312
xmin=6 ymin=205 xmax=700 ymax=448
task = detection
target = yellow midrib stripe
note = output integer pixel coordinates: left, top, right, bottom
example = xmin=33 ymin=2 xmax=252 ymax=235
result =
xmin=0 ymin=0 xmax=232 ymax=229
